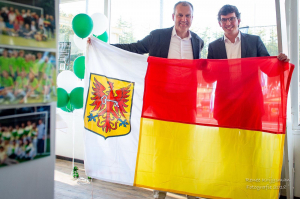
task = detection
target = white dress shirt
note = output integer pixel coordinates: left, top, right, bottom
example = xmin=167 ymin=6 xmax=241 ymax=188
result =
xmin=224 ymin=31 xmax=241 ymax=59
xmin=224 ymin=31 xmax=242 ymax=87
xmin=167 ymin=27 xmax=193 ymax=59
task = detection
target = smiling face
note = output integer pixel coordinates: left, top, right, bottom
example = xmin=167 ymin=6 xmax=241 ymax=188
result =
xmin=172 ymin=3 xmax=193 ymax=38
xmin=219 ymin=12 xmax=240 ymax=38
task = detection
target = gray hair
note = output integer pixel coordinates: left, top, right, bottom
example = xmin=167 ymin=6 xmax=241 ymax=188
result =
xmin=173 ymin=1 xmax=194 ymax=14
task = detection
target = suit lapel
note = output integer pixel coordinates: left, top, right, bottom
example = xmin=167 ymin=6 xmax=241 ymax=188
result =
xmin=219 ymin=38 xmax=227 ymax=59
xmin=160 ymin=27 xmax=173 ymax=58
xmin=191 ymin=32 xmax=199 ymax=59
xmin=241 ymin=33 xmax=247 ymax=58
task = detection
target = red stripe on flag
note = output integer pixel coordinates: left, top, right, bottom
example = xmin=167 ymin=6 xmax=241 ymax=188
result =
xmin=142 ymin=56 xmax=294 ymax=134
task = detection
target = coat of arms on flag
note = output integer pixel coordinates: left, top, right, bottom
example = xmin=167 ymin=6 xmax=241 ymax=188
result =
xmin=84 ymin=73 xmax=135 ymax=139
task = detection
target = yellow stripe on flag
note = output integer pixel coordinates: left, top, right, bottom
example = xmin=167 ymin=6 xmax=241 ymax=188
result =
xmin=134 ymin=118 xmax=285 ymax=199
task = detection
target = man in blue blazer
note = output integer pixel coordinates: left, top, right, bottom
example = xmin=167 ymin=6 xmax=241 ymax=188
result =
xmin=206 ymin=4 xmax=289 ymax=129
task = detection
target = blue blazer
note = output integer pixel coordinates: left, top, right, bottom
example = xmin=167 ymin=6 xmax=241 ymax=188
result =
xmin=112 ymin=27 xmax=204 ymax=59
xmin=207 ymin=33 xmax=270 ymax=59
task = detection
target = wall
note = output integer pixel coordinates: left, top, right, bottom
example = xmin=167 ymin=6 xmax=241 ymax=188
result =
xmin=0 ymin=103 xmax=56 ymax=199
xmin=295 ymin=134 xmax=300 ymax=197
xmin=55 ymin=108 xmax=85 ymax=160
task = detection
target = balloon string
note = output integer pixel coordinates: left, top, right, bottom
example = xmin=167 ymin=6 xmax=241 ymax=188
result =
xmin=72 ymin=111 xmax=75 ymax=175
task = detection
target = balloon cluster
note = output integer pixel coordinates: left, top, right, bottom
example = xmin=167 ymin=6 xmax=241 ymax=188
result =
xmin=57 ymin=71 xmax=83 ymax=112
xmin=57 ymin=13 xmax=109 ymax=112
xmin=73 ymin=13 xmax=109 ymax=50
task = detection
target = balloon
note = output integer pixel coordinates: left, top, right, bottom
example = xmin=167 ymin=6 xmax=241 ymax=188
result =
xmin=76 ymin=79 xmax=84 ymax=88
xmin=57 ymin=88 xmax=69 ymax=108
xmin=57 ymin=71 xmax=78 ymax=93
xmin=96 ymin=31 xmax=108 ymax=42
xmin=73 ymin=34 xmax=88 ymax=50
xmin=72 ymin=13 xmax=93 ymax=38
xmin=73 ymin=56 xmax=85 ymax=79
xmin=90 ymin=13 xmax=108 ymax=36
xmin=61 ymin=101 xmax=74 ymax=113
xmin=69 ymin=87 xmax=84 ymax=109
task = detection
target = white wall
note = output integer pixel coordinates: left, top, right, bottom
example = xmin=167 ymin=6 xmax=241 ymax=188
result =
xmin=0 ymin=102 xmax=56 ymax=199
xmin=55 ymin=108 xmax=85 ymax=160
xmin=295 ymin=134 xmax=300 ymax=197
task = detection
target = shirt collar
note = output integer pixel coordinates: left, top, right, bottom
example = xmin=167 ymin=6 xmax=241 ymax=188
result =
xmin=224 ymin=31 xmax=241 ymax=43
xmin=172 ymin=26 xmax=191 ymax=40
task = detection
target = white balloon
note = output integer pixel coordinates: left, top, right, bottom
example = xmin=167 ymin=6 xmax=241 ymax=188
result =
xmin=57 ymin=71 xmax=78 ymax=93
xmin=76 ymin=79 xmax=85 ymax=88
xmin=91 ymin=13 xmax=108 ymax=36
xmin=73 ymin=34 xmax=88 ymax=51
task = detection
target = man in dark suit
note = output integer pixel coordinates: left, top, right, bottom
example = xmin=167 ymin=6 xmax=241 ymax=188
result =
xmin=112 ymin=1 xmax=203 ymax=59
xmin=89 ymin=1 xmax=204 ymax=59
xmin=205 ymin=4 xmax=289 ymax=129
xmin=208 ymin=4 xmax=288 ymax=60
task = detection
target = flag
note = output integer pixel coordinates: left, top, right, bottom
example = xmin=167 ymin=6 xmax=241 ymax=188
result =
xmin=84 ymin=37 xmax=148 ymax=185
xmin=84 ymin=37 xmax=294 ymax=198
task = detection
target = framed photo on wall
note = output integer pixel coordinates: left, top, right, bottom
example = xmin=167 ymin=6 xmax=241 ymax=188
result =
xmin=0 ymin=105 xmax=51 ymax=168
xmin=0 ymin=0 xmax=56 ymax=49
xmin=0 ymin=46 xmax=56 ymax=105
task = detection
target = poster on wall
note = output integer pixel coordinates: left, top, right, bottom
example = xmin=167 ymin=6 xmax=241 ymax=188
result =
xmin=0 ymin=105 xmax=51 ymax=168
xmin=0 ymin=0 xmax=56 ymax=49
xmin=58 ymin=42 xmax=71 ymax=71
xmin=0 ymin=47 xmax=56 ymax=105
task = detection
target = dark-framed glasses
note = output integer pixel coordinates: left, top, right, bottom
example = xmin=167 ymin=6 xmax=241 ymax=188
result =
xmin=221 ymin=17 xmax=237 ymax=23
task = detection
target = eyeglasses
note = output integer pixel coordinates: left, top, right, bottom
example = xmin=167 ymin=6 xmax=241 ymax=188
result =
xmin=220 ymin=17 xmax=237 ymax=23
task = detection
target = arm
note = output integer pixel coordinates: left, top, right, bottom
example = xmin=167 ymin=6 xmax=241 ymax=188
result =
xmin=257 ymin=36 xmax=289 ymax=76
xmin=257 ymin=36 xmax=270 ymax=57
xmin=9 ymin=65 xmax=15 ymax=78
xmin=202 ymin=44 xmax=218 ymax=83
xmin=199 ymin=39 xmax=204 ymax=58
xmin=207 ymin=43 xmax=214 ymax=59
xmin=111 ymin=34 xmax=152 ymax=54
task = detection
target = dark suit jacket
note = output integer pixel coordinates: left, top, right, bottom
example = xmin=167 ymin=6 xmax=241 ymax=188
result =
xmin=112 ymin=27 xmax=204 ymax=59
xmin=207 ymin=33 xmax=270 ymax=59
xmin=205 ymin=33 xmax=270 ymax=129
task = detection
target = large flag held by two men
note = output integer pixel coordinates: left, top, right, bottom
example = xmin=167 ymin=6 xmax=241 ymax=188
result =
xmin=84 ymin=37 xmax=294 ymax=199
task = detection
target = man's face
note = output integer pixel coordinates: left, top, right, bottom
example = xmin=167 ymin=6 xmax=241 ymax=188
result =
xmin=2 ymin=71 xmax=8 ymax=78
xmin=172 ymin=4 xmax=193 ymax=35
xmin=3 ymin=50 xmax=7 ymax=57
xmin=219 ymin=12 xmax=240 ymax=37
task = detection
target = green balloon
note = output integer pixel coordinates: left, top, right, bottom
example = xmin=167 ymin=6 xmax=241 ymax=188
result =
xmin=72 ymin=14 xmax=93 ymax=38
xmin=61 ymin=101 xmax=74 ymax=112
xmin=73 ymin=56 xmax=85 ymax=79
xmin=69 ymin=87 xmax=84 ymax=109
xmin=96 ymin=31 xmax=109 ymax=42
xmin=57 ymin=88 xmax=69 ymax=108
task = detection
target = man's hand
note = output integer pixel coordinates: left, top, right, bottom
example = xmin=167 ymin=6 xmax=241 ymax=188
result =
xmin=87 ymin=37 xmax=91 ymax=45
xmin=277 ymin=53 xmax=290 ymax=62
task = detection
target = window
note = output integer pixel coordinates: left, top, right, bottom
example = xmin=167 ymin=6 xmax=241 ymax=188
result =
xmin=59 ymin=0 xmax=86 ymax=71
xmin=110 ymin=0 xmax=160 ymax=44
xmin=110 ymin=0 xmax=278 ymax=59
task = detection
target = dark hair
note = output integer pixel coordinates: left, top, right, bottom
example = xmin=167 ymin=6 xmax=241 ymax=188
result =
xmin=173 ymin=1 xmax=193 ymax=14
xmin=218 ymin=4 xmax=241 ymax=21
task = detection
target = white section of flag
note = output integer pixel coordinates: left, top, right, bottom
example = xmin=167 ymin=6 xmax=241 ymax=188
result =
xmin=83 ymin=37 xmax=148 ymax=185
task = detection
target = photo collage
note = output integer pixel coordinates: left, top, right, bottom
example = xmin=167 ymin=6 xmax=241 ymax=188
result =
xmin=0 ymin=0 xmax=56 ymax=168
